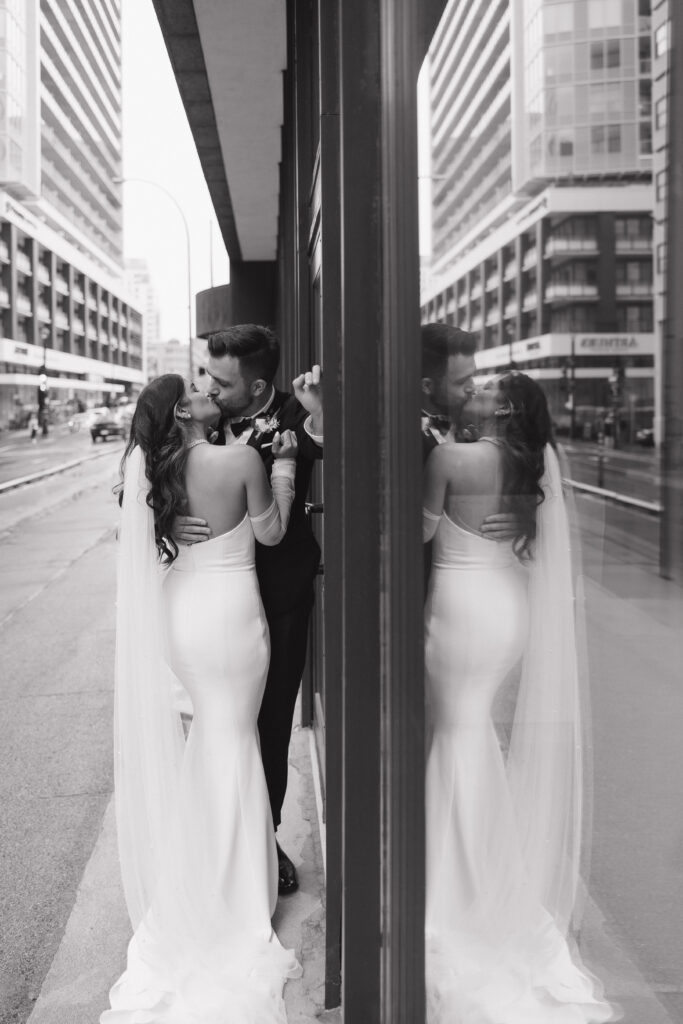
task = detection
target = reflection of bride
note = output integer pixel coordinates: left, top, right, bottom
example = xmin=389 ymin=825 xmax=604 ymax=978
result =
xmin=422 ymin=372 xmax=618 ymax=1024
xmin=101 ymin=374 xmax=300 ymax=1023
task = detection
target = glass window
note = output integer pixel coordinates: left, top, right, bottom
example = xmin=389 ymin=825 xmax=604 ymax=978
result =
xmin=591 ymin=125 xmax=606 ymax=153
xmin=654 ymin=21 xmax=670 ymax=58
xmin=606 ymin=38 xmax=621 ymax=68
xmin=656 ymin=241 xmax=667 ymax=274
xmin=607 ymin=124 xmax=622 ymax=152
xmin=640 ymin=121 xmax=652 ymax=154
xmin=655 ymin=95 xmax=668 ymax=131
xmin=656 ymin=170 xmax=667 ymax=202
xmin=639 ymin=34 xmax=652 ymax=73
xmin=639 ymin=80 xmax=652 ymax=118
xmin=588 ymin=0 xmax=623 ymax=29
xmin=590 ymin=42 xmax=605 ymax=70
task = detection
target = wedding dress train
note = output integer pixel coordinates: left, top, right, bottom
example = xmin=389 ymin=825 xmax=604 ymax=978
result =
xmin=424 ymin=500 xmax=616 ymax=1024
xmin=103 ymin=477 xmax=299 ymax=1023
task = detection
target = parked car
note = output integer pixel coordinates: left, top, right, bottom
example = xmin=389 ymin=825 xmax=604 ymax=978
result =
xmin=91 ymin=408 xmax=126 ymax=443
xmin=635 ymin=427 xmax=655 ymax=447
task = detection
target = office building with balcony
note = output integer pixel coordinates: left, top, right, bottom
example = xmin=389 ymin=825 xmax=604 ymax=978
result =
xmin=0 ymin=0 xmax=143 ymax=429
xmin=421 ymin=0 xmax=655 ymax=440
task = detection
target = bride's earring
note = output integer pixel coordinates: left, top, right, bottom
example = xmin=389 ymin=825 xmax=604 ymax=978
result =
xmin=494 ymin=401 xmax=513 ymax=419
xmin=174 ymin=402 xmax=191 ymax=422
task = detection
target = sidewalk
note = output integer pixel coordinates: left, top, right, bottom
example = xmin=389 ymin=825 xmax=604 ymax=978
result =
xmin=25 ymin=703 xmax=328 ymax=1024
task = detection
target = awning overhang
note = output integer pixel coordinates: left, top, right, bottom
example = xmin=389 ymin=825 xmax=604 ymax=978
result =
xmin=151 ymin=0 xmax=286 ymax=263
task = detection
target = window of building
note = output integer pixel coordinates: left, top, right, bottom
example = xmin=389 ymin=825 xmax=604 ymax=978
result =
xmin=639 ymin=34 xmax=652 ymax=74
xmin=654 ymin=21 xmax=670 ymax=58
xmin=638 ymin=0 xmax=651 ymax=14
xmin=656 ymin=169 xmax=667 ymax=202
xmin=591 ymin=125 xmax=606 ymax=153
xmin=618 ymin=304 xmax=653 ymax=332
xmin=588 ymin=0 xmax=623 ymax=30
xmin=590 ymin=42 xmax=605 ymax=70
xmin=544 ymin=2 xmax=574 ymax=38
xmin=639 ymin=80 xmax=652 ymax=118
xmin=640 ymin=121 xmax=652 ymax=154
xmin=656 ymin=242 xmax=667 ymax=275
xmin=606 ymin=38 xmax=621 ymax=68
xmin=607 ymin=123 xmax=622 ymax=152
xmin=655 ymin=95 xmax=668 ymax=130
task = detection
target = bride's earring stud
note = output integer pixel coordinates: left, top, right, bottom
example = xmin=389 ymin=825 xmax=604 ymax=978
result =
xmin=494 ymin=403 xmax=513 ymax=419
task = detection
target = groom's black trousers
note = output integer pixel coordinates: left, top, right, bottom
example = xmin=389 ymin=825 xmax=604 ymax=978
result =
xmin=257 ymin=590 xmax=315 ymax=830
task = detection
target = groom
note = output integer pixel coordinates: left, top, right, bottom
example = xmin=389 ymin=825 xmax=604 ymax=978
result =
xmin=420 ymin=321 xmax=514 ymax=585
xmin=176 ymin=324 xmax=323 ymax=895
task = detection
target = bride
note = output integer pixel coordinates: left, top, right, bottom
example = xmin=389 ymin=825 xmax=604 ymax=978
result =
xmin=102 ymin=373 xmax=301 ymax=1023
xmin=423 ymin=371 xmax=618 ymax=1023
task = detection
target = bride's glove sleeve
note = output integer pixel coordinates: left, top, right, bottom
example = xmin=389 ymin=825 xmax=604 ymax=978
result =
xmin=249 ymin=460 xmax=296 ymax=545
xmin=423 ymin=507 xmax=441 ymax=543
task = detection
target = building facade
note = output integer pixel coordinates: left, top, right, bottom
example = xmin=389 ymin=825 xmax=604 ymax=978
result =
xmin=422 ymin=0 xmax=656 ymax=443
xmin=0 ymin=0 xmax=143 ymax=430
xmin=124 ymin=257 xmax=161 ymax=379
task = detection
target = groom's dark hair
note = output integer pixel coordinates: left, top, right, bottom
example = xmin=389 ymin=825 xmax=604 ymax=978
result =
xmin=207 ymin=324 xmax=280 ymax=384
xmin=421 ymin=322 xmax=477 ymax=381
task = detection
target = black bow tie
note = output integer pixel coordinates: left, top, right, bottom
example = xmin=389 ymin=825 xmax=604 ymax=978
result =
xmin=229 ymin=417 xmax=254 ymax=437
xmin=425 ymin=414 xmax=452 ymax=433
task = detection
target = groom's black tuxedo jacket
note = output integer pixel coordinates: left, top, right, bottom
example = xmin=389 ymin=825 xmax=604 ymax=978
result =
xmin=215 ymin=388 xmax=322 ymax=617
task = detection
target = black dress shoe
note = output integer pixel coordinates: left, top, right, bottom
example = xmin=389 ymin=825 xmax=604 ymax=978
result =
xmin=276 ymin=841 xmax=299 ymax=895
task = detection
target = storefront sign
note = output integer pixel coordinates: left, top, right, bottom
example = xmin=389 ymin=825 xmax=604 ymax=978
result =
xmin=576 ymin=335 xmax=639 ymax=352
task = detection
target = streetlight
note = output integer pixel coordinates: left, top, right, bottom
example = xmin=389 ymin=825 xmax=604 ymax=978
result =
xmin=114 ymin=176 xmax=194 ymax=379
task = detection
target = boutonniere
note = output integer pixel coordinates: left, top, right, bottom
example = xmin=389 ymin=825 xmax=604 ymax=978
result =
xmin=253 ymin=413 xmax=281 ymax=439
xmin=421 ymin=415 xmax=431 ymax=434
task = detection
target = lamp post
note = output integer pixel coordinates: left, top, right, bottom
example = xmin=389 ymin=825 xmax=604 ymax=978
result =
xmin=114 ymin=176 xmax=193 ymax=379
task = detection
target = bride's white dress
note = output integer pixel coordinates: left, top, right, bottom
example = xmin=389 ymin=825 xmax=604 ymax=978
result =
xmin=102 ymin=515 xmax=299 ymax=1023
xmin=424 ymin=509 xmax=614 ymax=1024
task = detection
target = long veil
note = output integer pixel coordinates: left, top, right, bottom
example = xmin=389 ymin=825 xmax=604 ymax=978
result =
xmin=507 ymin=442 xmax=585 ymax=935
xmin=114 ymin=445 xmax=185 ymax=929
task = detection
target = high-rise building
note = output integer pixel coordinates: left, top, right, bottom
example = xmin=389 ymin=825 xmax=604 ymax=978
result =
xmin=125 ymin=257 xmax=161 ymax=380
xmin=0 ymin=0 xmax=143 ymax=430
xmin=422 ymin=0 xmax=656 ymax=443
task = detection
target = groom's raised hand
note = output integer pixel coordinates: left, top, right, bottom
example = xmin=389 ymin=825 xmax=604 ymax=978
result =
xmin=293 ymin=365 xmax=323 ymax=436
xmin=173 ymin=515 xmax=211 ymax=545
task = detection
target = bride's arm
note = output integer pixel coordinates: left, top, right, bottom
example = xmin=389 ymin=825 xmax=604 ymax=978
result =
xmin=245 ymin=432 xmax=297 ymax=545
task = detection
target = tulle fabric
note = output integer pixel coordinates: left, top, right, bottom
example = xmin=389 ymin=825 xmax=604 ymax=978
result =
xmin=424 ymin=444 xmax=618 ymax=1023
xmin=104 ymin=447 xmax=299 ymax=1023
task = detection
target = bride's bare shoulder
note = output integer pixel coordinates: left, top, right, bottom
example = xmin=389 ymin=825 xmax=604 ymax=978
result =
xmin=433 ymin=439 xmax=502 ymax=490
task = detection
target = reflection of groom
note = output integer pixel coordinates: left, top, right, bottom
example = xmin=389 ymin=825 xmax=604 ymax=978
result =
xmin=176 ymin=324 xmax=323 ymax=894
xmin=420 ymin=322 xmax=513 ymax=584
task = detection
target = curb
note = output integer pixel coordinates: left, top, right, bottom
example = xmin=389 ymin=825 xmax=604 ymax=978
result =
xmin=0 ymin=446 xmax=121 ymax=495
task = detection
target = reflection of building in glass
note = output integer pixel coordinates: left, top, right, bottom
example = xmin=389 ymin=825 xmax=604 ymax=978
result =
xmin=125 ymin=258 xmax=161 ymax=382
xmin=147 ymin=337 xmax=207 ymax=381
xmin=0 ymin=0 xmax=143 ymax=429
xmin=422 ymin=0 xmax=656 ymax=442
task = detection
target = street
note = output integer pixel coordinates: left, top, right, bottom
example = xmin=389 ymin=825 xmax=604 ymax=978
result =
xmin=0 ymin=450 xmax=681 ymax=1022
xmin=0 ymin=455 xmax=121 ymax=1024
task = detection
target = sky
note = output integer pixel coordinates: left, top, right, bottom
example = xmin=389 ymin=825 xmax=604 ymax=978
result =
xmin=120 ymin=0 xmax=229 ymax=344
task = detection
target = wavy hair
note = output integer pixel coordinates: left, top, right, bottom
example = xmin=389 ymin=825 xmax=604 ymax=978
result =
xmin=496 ymin=372 xmax=556 ymax=560
xmin=117 ymin=374 xmax=189 ymax=563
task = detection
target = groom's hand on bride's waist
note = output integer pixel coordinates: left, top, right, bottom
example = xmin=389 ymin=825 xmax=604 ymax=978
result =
xmin=173 ymin=515 xmax=211 ymax=546
xmin=479 ymin=512 xmax=519 ymax=541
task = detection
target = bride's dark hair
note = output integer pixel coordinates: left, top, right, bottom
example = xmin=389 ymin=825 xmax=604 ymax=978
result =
xmin=117 ymin=374 xmax=189 ymax=563
xmin=496 ymin=371 xmax=556 ymax=560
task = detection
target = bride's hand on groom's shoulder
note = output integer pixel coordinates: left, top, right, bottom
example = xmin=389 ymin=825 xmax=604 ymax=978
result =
xmin=271 ymin=429 xmax=298 ymax=460
xmin=172 ymin=515 xmax=211 ymax=545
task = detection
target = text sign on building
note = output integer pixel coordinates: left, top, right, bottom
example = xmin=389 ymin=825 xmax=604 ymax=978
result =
xmin=574 ymin=335 xmax=639 ymax=353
